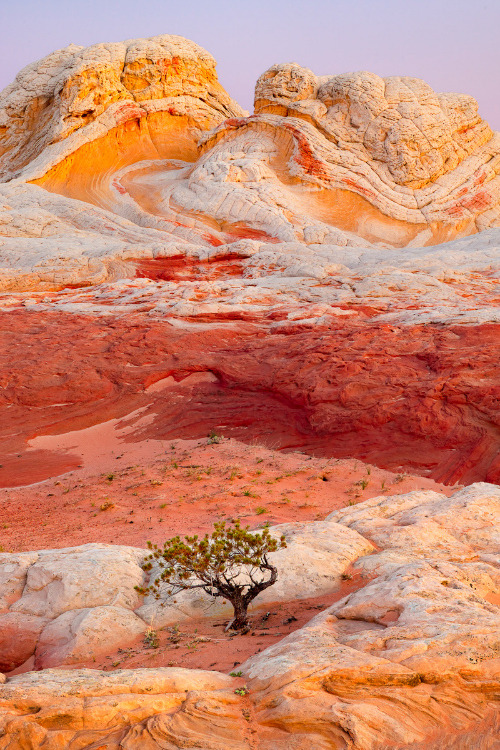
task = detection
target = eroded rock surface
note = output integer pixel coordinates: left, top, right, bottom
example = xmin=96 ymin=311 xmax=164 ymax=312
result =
xmin=0 ymin=668 xmax=240 ymax=750
xmin=1 ymin=37 xmax=500 ymax=488
xmin=1 ymin=39 xmax=500 ymax=290
xmin=2 ymin=298 xmax=500 ymax=487
xmin=0 ymin=485 xmax=498 ymax=748
xmin=241 ymin=483 xmax=500 ymax=748
xmin=0 ymin=523 xmax=372 ymax=671
xmin=0 ymin=35 xmax=244 ymax=184
xmin=0 ymin=35 xmax=500 ymax=748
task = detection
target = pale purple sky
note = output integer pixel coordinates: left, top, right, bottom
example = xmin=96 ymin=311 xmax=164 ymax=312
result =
xmin=1 ymin=0 xmax=499 ymax=127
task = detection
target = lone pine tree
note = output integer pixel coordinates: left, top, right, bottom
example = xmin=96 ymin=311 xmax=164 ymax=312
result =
xmin=137 ymin=520 xmax=287 ymax=630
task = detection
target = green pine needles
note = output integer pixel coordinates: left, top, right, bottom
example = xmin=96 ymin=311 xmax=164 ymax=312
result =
xmin=137 ymin=520 xmax=287 ymax=630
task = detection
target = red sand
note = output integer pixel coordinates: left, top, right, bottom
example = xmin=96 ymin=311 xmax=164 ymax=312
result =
xmin=0 ymin=434 xmax=455 ymax=554
xmin=49 ymin=575 xmax=375 ymax=675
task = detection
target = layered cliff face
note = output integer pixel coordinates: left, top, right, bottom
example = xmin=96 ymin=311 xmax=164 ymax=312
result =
xmin=1 ymin=36 xmax=500 ymax=485
xmin=254 ymin=64 xmax=499 ymax=223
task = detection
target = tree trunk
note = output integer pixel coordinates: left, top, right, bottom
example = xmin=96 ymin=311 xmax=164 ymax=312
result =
xmin=226 ymin=595 xmax=248 ymax=631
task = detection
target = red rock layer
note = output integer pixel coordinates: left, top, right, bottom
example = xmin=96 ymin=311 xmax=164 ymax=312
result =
xmin=134 ymin=254 xmax=245 ymax=282
xmin=1 ymin=308 xmax=499 ymax=487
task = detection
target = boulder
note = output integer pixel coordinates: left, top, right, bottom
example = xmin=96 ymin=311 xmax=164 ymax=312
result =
xmin=9 ymin=543 xmax=145 ymax=619
xmin=34 ymin=605 xmax=147 ymax=668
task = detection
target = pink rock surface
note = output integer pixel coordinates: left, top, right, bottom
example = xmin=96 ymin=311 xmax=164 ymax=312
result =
xmin=1 ymin=308 xmax=500 ymax=488
xmin=0 ymin=612 xmax=46 ymax=671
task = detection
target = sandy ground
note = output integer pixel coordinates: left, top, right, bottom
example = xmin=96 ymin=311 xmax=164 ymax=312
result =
xmin=1 ymin=421 xmax=458 ymax=676
xmin=10 ymin=581 xmax=376 ymax=677
xmin=0 ymin=425 xmax=455 ymax=553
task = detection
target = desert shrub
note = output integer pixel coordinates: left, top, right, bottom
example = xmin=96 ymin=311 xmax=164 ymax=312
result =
xmin=207 ymin=430 xmax=223 ymax=444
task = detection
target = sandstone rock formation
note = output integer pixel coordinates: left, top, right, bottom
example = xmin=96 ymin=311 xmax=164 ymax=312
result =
xmin=0 ymin=544 xmax=146 ymax=671
xmin=0 ymin=668 xmax=240 ymax=750
xmin=1 ymin=41 xmax=500 ymax=292
xmin=252 ymin=64 xmax=500 ymax=239
xmin=0 ymin=522 xmax=373 ymax=671
xmin=0 ymin=38 xmax=499 ymax=485
xmin=0 ymin=35 xmax=244 ymax=185
xmin=0 ymin=484 xmax=498 ymax=748
xmin=241 ymin=483 xmax=500 ymax=747
xmin=1 ymin=37 xmax=500 ymax=747
xmin=3 ymin=275 xmax=500 ymax=486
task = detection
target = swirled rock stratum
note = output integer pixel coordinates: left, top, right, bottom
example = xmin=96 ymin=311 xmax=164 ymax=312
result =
xmin=1 ymin=35 xmax=500 ymax=486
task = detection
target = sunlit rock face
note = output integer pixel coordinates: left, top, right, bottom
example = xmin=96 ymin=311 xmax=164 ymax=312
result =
xmin=241 ymin=483 xmax=500 ymax=750
xmin=0 ymin=35 xmax=245 ymax=183
xmin=244 ymin=63 xmax=500 ymax=245
xmin=1 ymin=46 xmax=500 ymax=294
xmin=255 ymin=64 xmax=494 ymax=187
xmin=0 ymin=40 xmax=500 ymax=488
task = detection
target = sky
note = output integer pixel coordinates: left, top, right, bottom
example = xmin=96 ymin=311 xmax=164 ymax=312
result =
xmin=1 ymin=0 xmax=499 ymax=128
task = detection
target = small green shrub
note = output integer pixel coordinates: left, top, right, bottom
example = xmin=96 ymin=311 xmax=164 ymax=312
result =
xmin=207 ymin=430 xmax=223 ymax=445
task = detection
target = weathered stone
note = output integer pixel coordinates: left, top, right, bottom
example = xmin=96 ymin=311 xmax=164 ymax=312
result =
xmin=238 ymin=484 xmax=500 ymax=748
xmin=9 ymin=543 xmax=145 ymax=619
xmin=0 ymin=35 xmax=244 ymax=184
xmin=34 ymin=605 xmax=147 ymax=668
xmin=0 ymin=612 xmax=46 ymax=671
